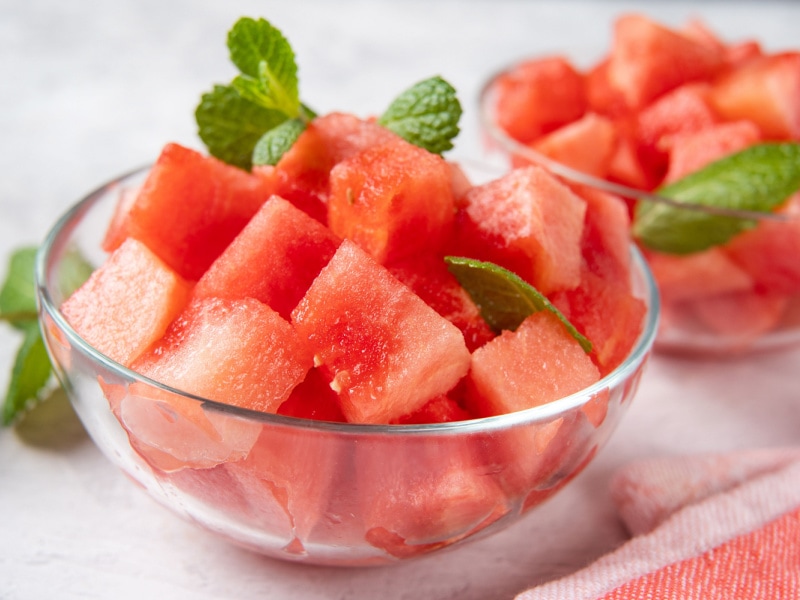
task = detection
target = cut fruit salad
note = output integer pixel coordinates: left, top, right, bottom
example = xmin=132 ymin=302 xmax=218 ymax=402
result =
xmin=485 ymin=13 xmax=800 ymax=352
xmin=56 ymin=17 xmax=647 ymax=428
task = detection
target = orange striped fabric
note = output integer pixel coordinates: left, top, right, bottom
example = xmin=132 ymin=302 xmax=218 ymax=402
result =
xmin=516 ymin=449 xmax=800 ymax=600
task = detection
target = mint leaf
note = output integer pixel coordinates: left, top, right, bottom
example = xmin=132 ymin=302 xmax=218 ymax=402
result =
xmin=445 ymin=256 xmax=592 ymax=353
xmin=378 ymin=76 xmax=462 ymax=155
xmin=633 ymin=142 xmax=800 ymax=254
xmin=0 ymin=246 xmax=38 ymax=326
xmin=227 ymin=17 xmax=300 ymax=118
xmin=196 ymin=83 xmax=289 ymax=170
xmin=3 ymin=321 xmax=52 ymax=425
xmin=252 ymin=118 xmax=306 ymax=166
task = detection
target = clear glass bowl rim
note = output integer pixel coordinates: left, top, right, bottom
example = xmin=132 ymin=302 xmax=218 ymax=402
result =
xmin=36 ymin=163 xmax=660 ymax=437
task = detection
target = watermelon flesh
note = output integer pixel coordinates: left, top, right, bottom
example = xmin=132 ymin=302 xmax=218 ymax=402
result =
xmin=61 ymin=237 xmax=192 ymax=366
xmin=193 ymin=195 xmax=341 ymax=320
xmin=253 ymin=112 xmax=400 ymax=223
xmin=453 ymin=165 xmax=587 ymax=295
xmin=131 ymin=297 xmax=312 ymax=414
xmin=291 ymin=240 xmax=471 ymax=424
xmin=327 ymin=137 xmax=455 ymax=264
xmin=466 ymin=310 xmax=601 ymax=417
xmin=103 ymin=143 xmax=274 ymax=281
xmin=359 ymin=434 xmax=510 ymax=557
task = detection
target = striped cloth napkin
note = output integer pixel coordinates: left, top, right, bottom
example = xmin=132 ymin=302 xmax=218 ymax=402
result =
xmin=516 ymin=448 xmax=800 ymax=600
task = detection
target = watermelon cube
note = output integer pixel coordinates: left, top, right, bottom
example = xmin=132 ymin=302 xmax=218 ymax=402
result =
xmin=662 ymin=119 xmax=761 ymax=183
xmin=572 ymin=184 xmax=632 ymax=286
xmin=690 ymin=290 xmax=790 ymax=342
xmin=585 ymin=58 xmax=631 ymax=119
xmin=327 ymin=138 xmax=455 ymax=264
xmin=607 ymin=14 xmax=724 ymax=109
xmin=193 ymin=196 xmax=341 ymax=320
xmin=466 ymin=310 xmax=601 ymax=417
xmin=131 ymin=297 xmax=312 ymax=414
xmin=387 ymin=254 xmax=495 ymax=352
xmin=223 ymin=423 xmax=344 ymax=553
xmin=253 ymin=112 xmax=399 ymax=223
xmin=708 ymin=52 xmax=800 ymax=139
xmin=635 ymin=83 xmax=719 ymax=180
xmin=359 ymin=435 xmax=509 ymax=557
xmin=550 ymin=268 xmax=646 ymax=375
xmin=529 ymin=112 xmax=617 ymax=178
xmin=115 ymin=383 xmax=262 ymax=472
xmin=645 ymin=247 xmax=754 ymax=303
xmin=61 ymin=237 xmax=192 ymax=366
xmin=103 ymin=143 xmax=274 ymax=281
xmin=724 ymin=194 xmax=800 ymax=294
xmin=453 ymin=165 xmax=587 ymax=295
xmin=493 ymin=56 xmax=587 ymax=144
xmin=291 ymin=240 xmax=471 ymax=424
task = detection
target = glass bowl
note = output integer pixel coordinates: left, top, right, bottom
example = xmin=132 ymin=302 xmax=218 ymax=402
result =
xmin=35 ymin=165 xmax=659 ymax=566
xmin=478 ymin=58 xmax=800 ymax=356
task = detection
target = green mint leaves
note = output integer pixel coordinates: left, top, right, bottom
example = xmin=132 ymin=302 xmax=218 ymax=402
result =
xmin=444 ymin=256 xmax=592 ymax=353
xmin=377 ymin=76 xmax=462 ymax=154
xmin=1 ymin=246 xmax=92 ymax=425
xmin=196 ymin=17 xmax=462 ymax=170
xmin=0 ymin=247 xmax=52 ymax=425
xmin=227 ymin=17 xmax=300 ymax=116
xmin=633 ymin=142 xmax=800 ymax=255
xmin=196 ymin=17 xmax=306 ymax=171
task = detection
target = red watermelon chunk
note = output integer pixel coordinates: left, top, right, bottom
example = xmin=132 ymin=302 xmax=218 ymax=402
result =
xmin=387 ymin=254 xmax=495 ymax=352
xmin=607 ymin=14 xmax=725 ymax=110
xmin=224 ymin=423 xmax=343 ymax=553
xmin=709 ymin=52 xmax=800 ymax=140
xmin=645 ymin=247 xmax=754 ymax=303
xmin=550 ymin=268 xmax=646 ymax=375
xmin=635 ymin=83 xmax=719 ymax=180
xmin=115 ymin=383 xmax=262 ymax=472
xmin=194 ymin=196 xmax=341 ymax=320
xmin=277 ymin=367 xmax=347 ymax=423
xmin=529 ymin=112 xmax=617 ymax=178
xmin=493 ymin=56 xmax=587 ymax=144
xmin=253 ymin=112 xmax=399 ymax=223
xmin=291 ymin=240 xmax=471 ymax=424
xmin=132 ymin=297 xmax=312 ymax=414
xmin=61 ymin=237 xmax=192 ymax=366
xmin=327 ymin=138 xmax=455 ymax=264
xmin=585 ymin=58 xmax=631 ymax=119
xmin=454 ymin=165 xmax=587 ymax=295
xmin=690 ymin=290 xmax=790 ymax=342
xmin=104 ymin=143 xmax=273 ymax=281
xmin=466 ymin=310 xmax=601 ymax=417
xmin=662 ymin=119 xmax=761 ymax=183
xmin=724 ymin=194 xmax=800 ymax=294
xmin=360 ymin=435 xmax=509 ymax=557
xmin=572 ymin=184 xmax=632 ymax=285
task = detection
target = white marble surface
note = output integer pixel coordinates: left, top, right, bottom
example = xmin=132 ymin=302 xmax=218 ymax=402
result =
xmin=2 ymin=1 xmax=800 ymax=598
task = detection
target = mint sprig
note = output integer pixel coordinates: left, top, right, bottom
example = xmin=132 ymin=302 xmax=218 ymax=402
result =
xmin=1 ymin=246 xmax=92 ymax=425
xmin=1 ymin=247 xmax=51 ymax=424
xmin=197 ymin=17 xmax=462 ymax=170
xmin=252 ymin=118 xmax=307 ymax=167
xmin=378 ymin=76 xmax=462 ymax=155
xmin=633 ymin=142 xmax=800 ymax=255
xmin=444 ymin=256 xmax=592 ymax=353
